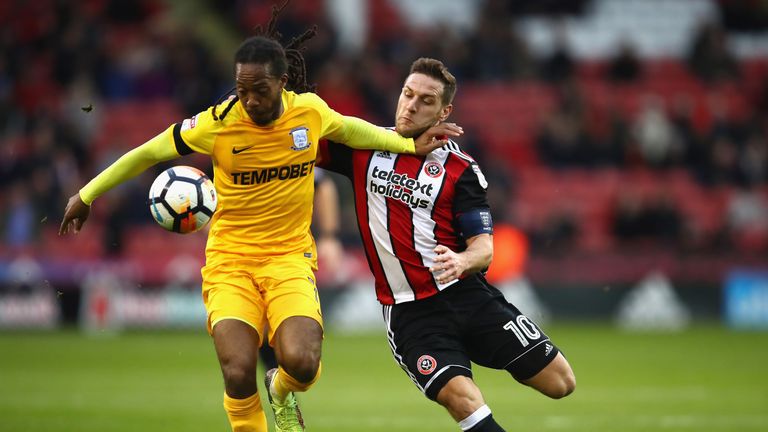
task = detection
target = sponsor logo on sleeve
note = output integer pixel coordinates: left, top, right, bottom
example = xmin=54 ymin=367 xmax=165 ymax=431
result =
xmin=181 ymin=114 xmax=199 ymax=132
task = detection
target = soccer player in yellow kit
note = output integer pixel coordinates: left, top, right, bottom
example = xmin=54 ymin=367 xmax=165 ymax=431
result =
xmin=59 ymin=36 xmax=462 ymax=432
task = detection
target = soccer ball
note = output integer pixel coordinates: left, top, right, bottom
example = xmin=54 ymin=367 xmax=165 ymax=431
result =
xmin=148 ymin=166 xmax=217 ymax=234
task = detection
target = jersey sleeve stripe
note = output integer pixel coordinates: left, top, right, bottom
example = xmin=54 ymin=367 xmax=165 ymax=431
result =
xmin=446 ymin=142 xmax=474 ymax=165
xmin=172 ymin=123 xmax=194 ymax=155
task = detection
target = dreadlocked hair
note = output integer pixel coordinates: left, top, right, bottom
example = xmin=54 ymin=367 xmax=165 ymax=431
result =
xmin=212 ymin=0 xmax=318 ymax=120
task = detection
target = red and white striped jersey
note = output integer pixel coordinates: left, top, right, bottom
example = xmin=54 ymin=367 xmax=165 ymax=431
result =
xmin=319 ymin=139 xmax=491 ymax=304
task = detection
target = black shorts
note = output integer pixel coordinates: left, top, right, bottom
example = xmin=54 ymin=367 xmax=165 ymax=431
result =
xmin=382 ymin=275 xmax=560 ymax=400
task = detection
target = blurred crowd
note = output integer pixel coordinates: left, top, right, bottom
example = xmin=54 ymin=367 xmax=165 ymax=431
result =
xmin=1 ymin=0 xmax=767 ymax=261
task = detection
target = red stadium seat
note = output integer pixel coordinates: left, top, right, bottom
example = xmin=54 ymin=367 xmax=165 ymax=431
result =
xmin=92 ymin=100 xmax=182 ymax=159
xmin=122 ymin=225 xmax=207 ymax=284
xmin=39 ymin=226 xmax=104 ymax=260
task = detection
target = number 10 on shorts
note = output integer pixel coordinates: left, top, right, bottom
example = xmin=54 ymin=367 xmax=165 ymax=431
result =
xmin=503 ymin=316 xmax=541 ymax=347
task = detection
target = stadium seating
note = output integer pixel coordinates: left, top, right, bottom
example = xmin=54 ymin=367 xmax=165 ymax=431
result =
xmin=91 ymin=100 xmax=182 ymax=161
xmin=61 ymin=58 xmax=753 ymax=285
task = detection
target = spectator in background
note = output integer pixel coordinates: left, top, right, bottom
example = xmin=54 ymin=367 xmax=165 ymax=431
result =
xmin=3 ymin=182 xmax=37 ymax=247
xmin=669 ymin=95 xmax=706 ymax=174
xmin=100 ymin=183 xmax=149 ymax=257
xmin=708 ymin=94 xmax=744 ymax=142
xmin=645 ymin=191 xmax=685 ymax=244
xmin=355 ymin=50 xmax=400 ymax=124
xmin=432 ymin=23 xmax=473 ymax=81
xmin=724 ymin=183 xmax=768 ymax=252
xmin=0 ymin=56 xmax=12 ymax=132
xmin=167 ymin=30 xmax=228 ymax=114
xmin=739 ymin=131 xmax=768 ymax=185
xmin=612 ymin=191 xmax=645 ymax=243
xmin=687 ymin=21 xmax=740 ymax=82
xmin=607 ymin=40 xmax=643 ymax=82
xmin=536 ymin=111 xmax=585 ymax=167
xmin=536 ymin=82 xmax=592 ymax=168
xmin=612 ymin=190 xmax=683 ymax=248
xmin=533 ymin=210 xmax=579 ymax=255
xmin=632 ymin=96 xmax=684 ymax=169
xmin=469 ymin=0 xmax=534 ymax=80
xmin=52 ymin=9 xmax=102 ymax=89
xmin=540 ymin=21 xmax=575 ymax=83
xmin=61 ymin=74 xmax=102 ymax=147
xmin=315 ymin=55 xmax=368 ymax=118
xmin=757 ymin=75 xmax=768 ymax=115
xmin=605 ymin=109 xmax=632 ymax=166
xmin=705 ymin=136 xmax=743 ymax=186
xmin=299 ymin=12 xmax=339 ymax=71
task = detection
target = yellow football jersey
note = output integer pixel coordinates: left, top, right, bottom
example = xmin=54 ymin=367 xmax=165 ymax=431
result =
xmin=173 ymin=90 xmax=343 ymax=264
xmin=79 ymin=88 xmax=416 ymax=265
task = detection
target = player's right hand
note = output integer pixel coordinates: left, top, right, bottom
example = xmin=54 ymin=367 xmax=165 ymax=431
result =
xmin=414 ymin=122 xmax=463 ymax=155
xmin=59 ymin=193 xmax=90 ymax=235
xmin=430 ymin=244 xmax=467 ymax=284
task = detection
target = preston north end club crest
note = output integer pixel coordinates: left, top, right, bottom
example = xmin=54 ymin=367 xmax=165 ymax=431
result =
xmin=290 ymin=126 xmax=311 ymax=151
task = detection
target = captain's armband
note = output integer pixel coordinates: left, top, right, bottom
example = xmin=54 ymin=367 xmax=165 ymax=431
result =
xmin=456 ymin=208 xmax=493 ymax=239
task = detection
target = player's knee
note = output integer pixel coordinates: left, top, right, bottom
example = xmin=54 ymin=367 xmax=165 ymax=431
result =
xmin=279 ymin=346 xmax=321 ymax=383
xmin=273 ymin=316 xmax=323 ymax=383
xmin=524 ymin=354 xmax=576 ymax=399
xmin=220 ymin=358 xmax=256 ymax=395
xmin=561 ymin=369 xmax=577 ymax=397
xmin=543 ymin=369 xmax=576 ymax=399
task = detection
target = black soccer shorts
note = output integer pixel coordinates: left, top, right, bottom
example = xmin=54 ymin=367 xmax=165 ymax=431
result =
xmin=382 ymin=275 xmax=560 ymax=400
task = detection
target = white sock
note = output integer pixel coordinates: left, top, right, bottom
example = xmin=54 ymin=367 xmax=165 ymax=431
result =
xmin=459 ymin=404 xmax=492 ymax=431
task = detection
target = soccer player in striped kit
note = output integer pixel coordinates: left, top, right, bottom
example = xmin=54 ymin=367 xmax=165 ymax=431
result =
xmin=318 ymin=58 xmax=576 ymax=431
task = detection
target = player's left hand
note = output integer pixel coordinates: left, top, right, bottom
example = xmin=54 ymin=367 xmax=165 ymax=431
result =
xmin=414 ymin=122 xmax=463 ymax=155
xmin=430 ymin=244 xmax=467 ymax=284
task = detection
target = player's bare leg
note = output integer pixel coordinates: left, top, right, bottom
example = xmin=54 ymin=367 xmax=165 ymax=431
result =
xmin=264 ymin=316 xmax=323 ymax=431
xmin=213 ymin=319 xmax=267 ymax=432
xmin=436 ymin=376 xmax=485 ymax=420
xmin=437 ymin=376 xmax=505 ymax=431
xmin=521 ymin=352 xmax=576 ymax=399
xmin=272 ymin=316 xmax=323 ymax=384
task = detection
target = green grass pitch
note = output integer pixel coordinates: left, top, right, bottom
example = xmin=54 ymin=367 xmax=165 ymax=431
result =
xmin=1 ymin=324 xmax=766 ymax=431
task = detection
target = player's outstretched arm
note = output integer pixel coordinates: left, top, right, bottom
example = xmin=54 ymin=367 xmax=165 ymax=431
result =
xmin=328 ymin=116 xmax=463 ymax=155
xmin=59 ymin=128 xmax=181 ymax=236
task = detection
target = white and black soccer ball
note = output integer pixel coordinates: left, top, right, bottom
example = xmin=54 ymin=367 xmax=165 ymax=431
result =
xmin=148 ymin=166 xmax=217 ymax=234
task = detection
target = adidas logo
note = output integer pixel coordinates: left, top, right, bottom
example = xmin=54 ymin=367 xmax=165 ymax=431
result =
xmin=544 ymin=343 xmax=553 ymax=356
